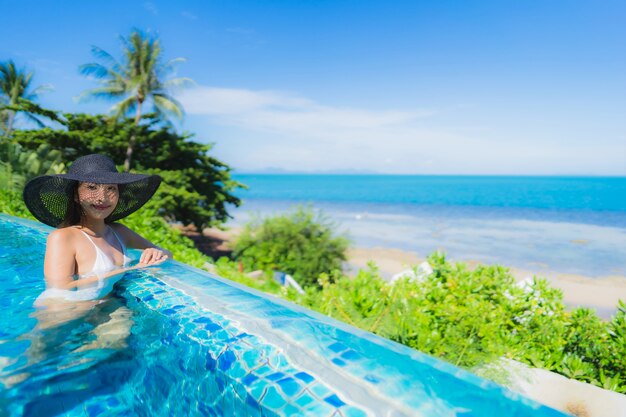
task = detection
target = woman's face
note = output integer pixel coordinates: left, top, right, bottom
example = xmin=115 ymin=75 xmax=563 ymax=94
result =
xmin=76 ymin=182 xmax=119 ymax=221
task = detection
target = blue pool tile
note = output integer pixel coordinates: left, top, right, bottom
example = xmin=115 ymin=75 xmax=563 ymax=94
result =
xmin=252 ymin=365 xmax=273 ymax=376
xmin=294 ymin=371 xmax=315 ymax=384
xmin=193 ymin=317 xmax=213 ymax=323
xmin=364 ymin=374 xmax=381 ymax=384
xmin=324 ymin=394 xmax=347 ymax=408
xmin=266 ymin=371 xmax=286 ymax=381
xmin=242 ymin=374 xmax=258 ymax=386
xmin=342 ymin=408 xmax=368 ymax=417
xmin=294 ymin=392 xmax=315 ymax=409
xmin=247 ymin=380 xmax=268 ymax=402
xmin=261 ymin=385 xmax=287 ymax=410
xmin=218 ymin=350 xmax=237 ymax=371
xmin=340 ymin=350 xmax=361 ymax=361
xmin=242 ymin=350 xmax=262 ymax=369
xmin=308 ymin=383 xmax=332 ymax=399
xmin=340 ymin=406 xmax=367 ymax=417
xmin=205 ymin=353 xmax=217 ymax=370
xmin=227 ymin=360 xmax=248 ymax=379
xmin=215 ymin=374 xmax=226 ymax=391
xmin=331 ymin=358 xmax=346 ymax=367
xmin=327 ymin=342 xmax=347 ymax=353
xmin=277 ymin=377 xmax=303 ymax=397
xmin=282 ymin=403 xmax=303 ymax=416
xmin=245 ymin=393 xmax=261 ymax=410
xmin=204 ymin=322 xmax=222 ymax=332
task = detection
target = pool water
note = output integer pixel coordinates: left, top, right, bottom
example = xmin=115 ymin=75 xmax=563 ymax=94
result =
xmin=0 ymin=214 xmax=566 ymax=416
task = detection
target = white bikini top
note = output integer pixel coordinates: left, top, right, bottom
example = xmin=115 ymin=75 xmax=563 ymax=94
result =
xmin=76 ymin=226 xmax=132 ymax=278
xmin=35 ymin=226 xmax=132 ymax=303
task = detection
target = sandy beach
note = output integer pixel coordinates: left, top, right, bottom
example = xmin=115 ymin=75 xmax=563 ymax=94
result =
xmin=346 ymin=246 xmax=626 ymax=319
xmin=203 ymin=227 xmax=626 ymax=319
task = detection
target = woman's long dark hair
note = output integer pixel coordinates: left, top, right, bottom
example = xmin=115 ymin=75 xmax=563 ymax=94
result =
xmin=59 ymin=182 xmax=82 ymax=228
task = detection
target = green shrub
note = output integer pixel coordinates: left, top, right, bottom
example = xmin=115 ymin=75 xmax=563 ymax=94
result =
xmin=0 ymin=189 xmax=34 ymax=219
xmin=233 ymin=206 xmax=350 ymax=287
xmin=291 ymin=253 xmax=626 ymax=392
xmin=0 ymin=141 xmax=65 ymax=192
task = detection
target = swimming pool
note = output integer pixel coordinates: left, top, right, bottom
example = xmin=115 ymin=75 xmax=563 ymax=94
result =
xmin=0 ymin=214 xmax=566 ymax=416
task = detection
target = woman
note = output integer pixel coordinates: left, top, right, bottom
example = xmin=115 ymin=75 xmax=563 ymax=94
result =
xmin=23 ymin=153 xmax=172 ymax=302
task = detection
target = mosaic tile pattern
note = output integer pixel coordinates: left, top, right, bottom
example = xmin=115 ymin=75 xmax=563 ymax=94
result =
xmin=0 ymin=215 xmax=568 ymax=416
xmin=122 ymin=274 xmax=367 ymax=417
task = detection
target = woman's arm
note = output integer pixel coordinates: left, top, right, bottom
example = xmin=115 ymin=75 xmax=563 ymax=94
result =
xmin=43 ymin=228 xmax=78 ymax=289
xmin=44 ymin=228 xmax=167 ymax=290
xmin=111 ymin=223 xmax=173 ymax=264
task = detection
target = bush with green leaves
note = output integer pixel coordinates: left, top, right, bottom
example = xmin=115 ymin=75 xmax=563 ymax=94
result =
xmin=289 ymin=253 xmax=626 ymax=393
xmin=0 ymin=141 xmax=64 ymax=191
xmin=233 ymin=206 xmax=350 ymax=287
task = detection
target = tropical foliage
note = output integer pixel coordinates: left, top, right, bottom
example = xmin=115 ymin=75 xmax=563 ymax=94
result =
xmin=288 ymin=254 xmax=626 ymax=393
xmin=0 ymin=60 xmax=56 ymax=137
xmin=233 ymin=206 xmax=350 ymax=287
xmin=80 ymin=30 xmax=193 ymax=170
xmin=13 ymin=112 xmax=243 ymax=229
xmin=0 ymin=141 xmax=65 ymax=192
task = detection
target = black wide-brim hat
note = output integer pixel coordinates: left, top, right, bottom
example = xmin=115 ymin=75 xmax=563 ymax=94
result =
xmin=23 ymin=154 xmax=162 ymax=227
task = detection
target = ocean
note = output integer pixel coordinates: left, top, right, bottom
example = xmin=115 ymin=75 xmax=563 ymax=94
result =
xmin=227 ymin=175 xmax=626 ymax=278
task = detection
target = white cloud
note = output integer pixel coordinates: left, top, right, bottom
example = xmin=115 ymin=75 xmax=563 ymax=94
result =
xmin=180 ymin=86 xmax=434 ymax=135
xmin=179 ymin=85 xmax=626 ymax=175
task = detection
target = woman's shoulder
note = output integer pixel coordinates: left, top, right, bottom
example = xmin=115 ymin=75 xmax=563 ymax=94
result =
xmin=46 ymin=227 xmax=81 ymax=251
xmin=48 ymin=226 xmax=80 ymax=240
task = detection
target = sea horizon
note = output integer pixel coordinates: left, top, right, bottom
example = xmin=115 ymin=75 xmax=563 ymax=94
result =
xmin=235 ymin=172 xmax=626 ymax=179
xmin=227 ymin=174 xmax=626 ymax=278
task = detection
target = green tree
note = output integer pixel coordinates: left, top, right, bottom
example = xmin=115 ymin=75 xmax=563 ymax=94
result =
xmin=13 ymin=112 xmax=242 ymax=229
xmin=233 ymin=207 xmax=350 ymax=287
xmin=80 ymin=30 xmax=193 ymax=171
xmin=0 ymin=60 xmax=54 ymax=137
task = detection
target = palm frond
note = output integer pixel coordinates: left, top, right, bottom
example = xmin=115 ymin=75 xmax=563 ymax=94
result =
xmin=0 ymin=60 xmax=55 ymax=132
xmin=153 ymin=94 xmax=184 ymax=120
xmin=111 ymin=96 xmax=138 ymax=120
xmin=163 ymin=77 xmax=196 ymax=91
xmin=89 ymin=46 xmax=124 ymax=73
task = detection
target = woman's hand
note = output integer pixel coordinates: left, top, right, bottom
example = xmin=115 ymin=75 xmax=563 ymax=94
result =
xmin=139 ymin=247 xmax=169 ymax=265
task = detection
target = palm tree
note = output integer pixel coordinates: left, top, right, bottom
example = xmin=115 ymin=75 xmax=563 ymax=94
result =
xmin=80 ymin=30 xmax=193 ymax=171
xmin=0 ymin=61 xmax=52 ymax=137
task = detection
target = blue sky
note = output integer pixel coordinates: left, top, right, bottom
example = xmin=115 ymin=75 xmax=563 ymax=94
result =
xmin=1 ymin=0 xmax=624 ymax=175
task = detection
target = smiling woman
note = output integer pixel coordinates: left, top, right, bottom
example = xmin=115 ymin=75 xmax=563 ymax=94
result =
xmin=22 ymin=153 xmax=172 ymax=302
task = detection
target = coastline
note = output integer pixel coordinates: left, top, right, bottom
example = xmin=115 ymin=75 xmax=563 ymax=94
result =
xmin=346 ymin=245 xmax=626 ymax=319
xmin=204 ymin=227 xmax=626 ymax=319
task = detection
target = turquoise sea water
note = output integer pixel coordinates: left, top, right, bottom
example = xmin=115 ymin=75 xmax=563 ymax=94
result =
xmin=230 ymin=175 xmax=626 ymax=277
